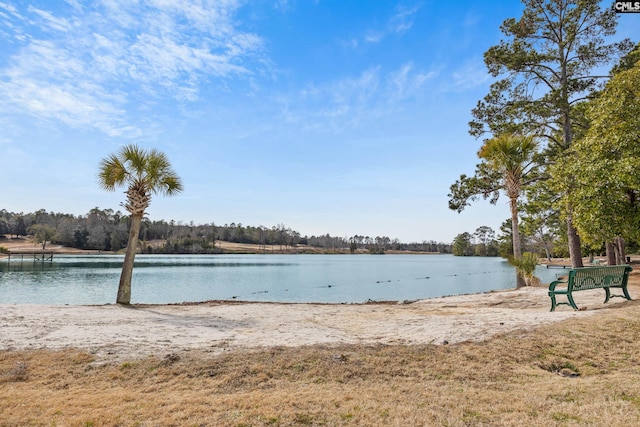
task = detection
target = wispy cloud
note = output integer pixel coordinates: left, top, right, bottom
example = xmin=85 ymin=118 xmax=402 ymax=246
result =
xmin=280 ymin=62 xmax=437 ymax=132
xmin=0 ymin=0 xmax=264 ymax=138
xmin=449 ymin=58 xmax=492 ymax=91
xmin=388 ymin=62 xmax=437 ymax=100
xmin=27 ymin=6 xmax=72 ymax=33
xmin=363 ymin=3 xmax=422 ymax=45
xmin=389 ymin=4 xmax=421 ymax=34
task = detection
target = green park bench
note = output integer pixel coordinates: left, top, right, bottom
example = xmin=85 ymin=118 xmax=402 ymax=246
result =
xmin=548 ymin=265 xmax=633 ymax=311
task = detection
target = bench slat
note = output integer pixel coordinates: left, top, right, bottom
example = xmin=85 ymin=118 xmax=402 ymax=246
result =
xmin=572 ymin=266 xmax=629 ymax=291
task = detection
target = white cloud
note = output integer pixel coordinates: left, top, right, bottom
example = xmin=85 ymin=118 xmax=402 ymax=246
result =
xmin=364 ymin=31 xmax=384 ymax=43
xmin=21 ymin=40 xmax=85 ymax=79
xmin=0 ymin=0 xmax=264 ymax=138
xmin=449 ymin=58 xmax=492 ymax=91
xmin=389 ymin=4 xmax=420 ymax=34
xmin=63 ymin=0 xmax=84 ymax=11
xmin=0 ymin=1 xmax=20 ymax=19
xmin=0 ymin=2 xmax=27 ymax=41
xmin=363 ymin=3 xmax=422 ymax=44
xmin=0 ymin=38 xmax=134 ymax=136
xmin=388 ymin=62 xmax=437 ymax=100
xmin=280 ymin=62 xmax=436 ymax=132
xmin=27 ymin=6 xmax=72 ymax=33
xmin=1 ymin=78 xmax=131 ymax=137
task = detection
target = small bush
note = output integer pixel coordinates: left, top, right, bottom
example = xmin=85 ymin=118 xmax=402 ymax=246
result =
xmin=509 ymin=252 xmax=540 ymax=286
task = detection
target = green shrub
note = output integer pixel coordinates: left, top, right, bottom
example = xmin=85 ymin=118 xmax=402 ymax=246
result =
xmin=509 ymin=252 xmax=540 ymax=286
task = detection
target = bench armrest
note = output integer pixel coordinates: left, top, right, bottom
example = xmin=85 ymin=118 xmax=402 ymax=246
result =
xmin=549 ymin=280 xmax=567 ymax=292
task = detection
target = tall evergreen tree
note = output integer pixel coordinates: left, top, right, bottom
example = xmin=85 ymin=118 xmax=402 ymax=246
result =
xmin=469 ymin=0 xmax=632 ymax=267
xmin=556 ymin=46 xmax=640 ymax=253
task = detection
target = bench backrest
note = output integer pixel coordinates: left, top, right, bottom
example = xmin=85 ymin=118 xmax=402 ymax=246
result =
xmin=568 ymin=265 xmax=632 ymax=291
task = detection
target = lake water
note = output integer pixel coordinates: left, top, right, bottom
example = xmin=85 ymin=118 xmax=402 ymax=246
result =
xmin=0 ymin=254 xmax=561 ymax=305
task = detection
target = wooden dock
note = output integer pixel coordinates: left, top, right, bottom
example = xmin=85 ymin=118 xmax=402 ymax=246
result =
xmin=6 ymin=251 xmax=54 ymax=262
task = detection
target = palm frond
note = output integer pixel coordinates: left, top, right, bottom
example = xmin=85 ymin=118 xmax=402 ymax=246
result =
xmin=97 ymin=144 xmax=183 ymax=215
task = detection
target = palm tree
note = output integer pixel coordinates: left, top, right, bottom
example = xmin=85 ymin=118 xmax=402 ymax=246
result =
xmin=98 ymin=144 xmax=183 ymax=304
xmin=478 ymin=133 xmax=538 ymax=288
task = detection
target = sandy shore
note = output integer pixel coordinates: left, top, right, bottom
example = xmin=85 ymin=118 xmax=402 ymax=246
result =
xmin=2 ymin=285 xmax=635 ymax=362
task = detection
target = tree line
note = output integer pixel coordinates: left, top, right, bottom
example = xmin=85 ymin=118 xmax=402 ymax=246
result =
xmin=0 ymin=208 xmax=451 ymax=255
xmin=448 ymin=0 xmax=640 ymax=286
xmin=452 ymin=225 xmax=504 ymax=258
xmin=452 ymin=221 xmax=640 ymax=261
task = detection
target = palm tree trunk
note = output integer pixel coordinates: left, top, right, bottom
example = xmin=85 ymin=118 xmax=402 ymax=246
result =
xmin=117 ymin=214 xmax=143 ymax=304
xmin=509 ymin=197 xmax=526 ymax=288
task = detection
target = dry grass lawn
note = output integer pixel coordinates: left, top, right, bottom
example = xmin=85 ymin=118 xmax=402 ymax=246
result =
xmin=2 ymin=300 xmax=640 ymax=426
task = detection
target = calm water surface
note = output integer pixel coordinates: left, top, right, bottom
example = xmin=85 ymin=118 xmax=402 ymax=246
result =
xmin=0 ymin=254 xmax=561 ymax=305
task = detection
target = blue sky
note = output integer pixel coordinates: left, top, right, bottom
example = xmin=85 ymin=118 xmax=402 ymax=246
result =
xmin=1 ymin=1 xmax=638 ymax=243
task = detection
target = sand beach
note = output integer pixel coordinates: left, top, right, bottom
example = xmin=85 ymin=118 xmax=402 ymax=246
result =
xmin=1 ymin=284 xmax=634 ymax=361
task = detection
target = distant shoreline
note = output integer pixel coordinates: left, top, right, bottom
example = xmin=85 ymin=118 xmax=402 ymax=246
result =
xmin=0 ymin=236 xmax=443 ymax=256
